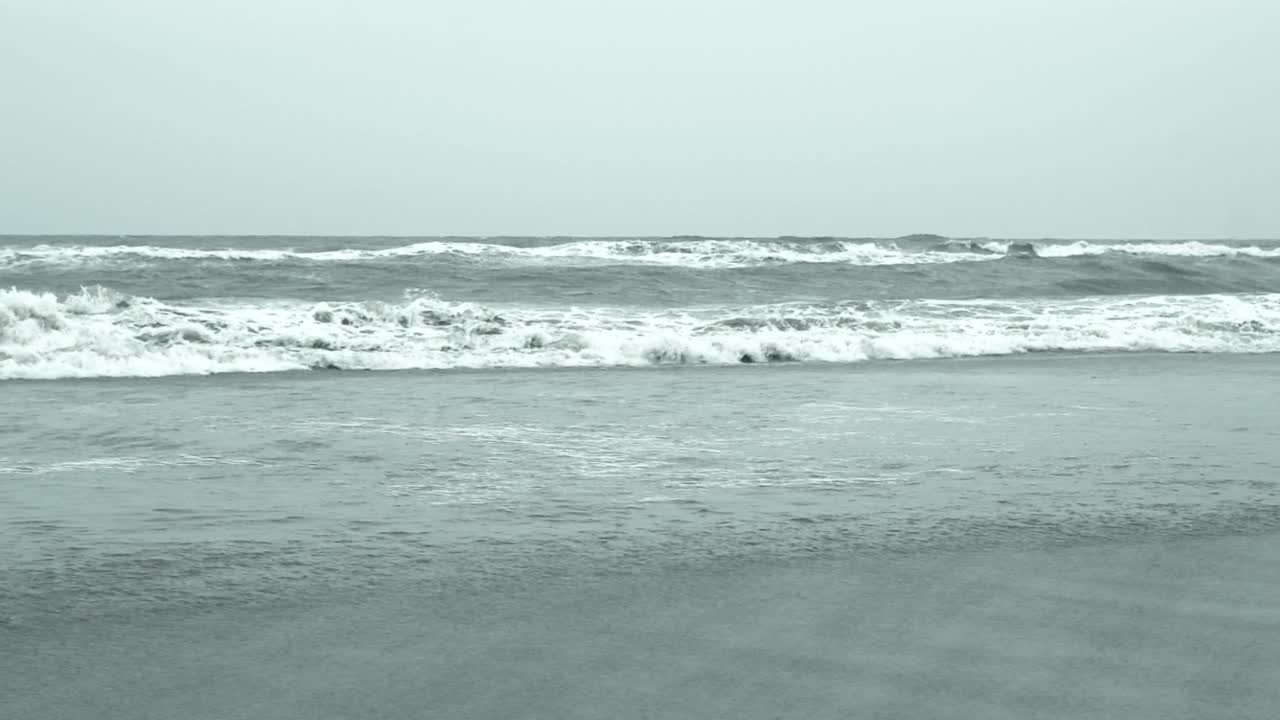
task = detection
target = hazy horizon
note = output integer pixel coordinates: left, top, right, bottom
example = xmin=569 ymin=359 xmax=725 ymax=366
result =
xmin=3 ymin=233 xmax=1279 ymax=242
xmin=4 ymin=1 xmax=1277 ymax=238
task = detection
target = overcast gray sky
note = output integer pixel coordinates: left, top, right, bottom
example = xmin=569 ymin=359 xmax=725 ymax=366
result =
xmin=2 ymin=0 xmax=1276 ymax=237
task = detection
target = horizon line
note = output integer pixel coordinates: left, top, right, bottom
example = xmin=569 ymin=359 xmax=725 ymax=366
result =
xmin=2 ymin=233 xmax=1278 ymax=242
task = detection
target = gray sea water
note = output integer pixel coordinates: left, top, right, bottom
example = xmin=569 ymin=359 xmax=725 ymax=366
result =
xmin=3 ymin=236 xmax=1280 ymax=718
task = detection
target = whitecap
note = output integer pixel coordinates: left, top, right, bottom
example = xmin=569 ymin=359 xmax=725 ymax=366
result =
xmin=3 ymin=287 xmax=1279 ymax=379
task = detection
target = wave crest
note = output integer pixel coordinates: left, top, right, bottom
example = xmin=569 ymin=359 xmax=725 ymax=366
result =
xmin=953 ymin=239 xmax=1280 ymax=259
xmin=5 ymin=238 xmax=1279 ymax=272
xmin=0 ymin=238 xmax=1009 ymax=269
xmin=3 ymin=287 xmax=1279 ymax=379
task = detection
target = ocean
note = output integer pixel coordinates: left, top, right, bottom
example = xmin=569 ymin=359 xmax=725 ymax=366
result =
xmin=3 ymin=235 xmax=1279 ymax=718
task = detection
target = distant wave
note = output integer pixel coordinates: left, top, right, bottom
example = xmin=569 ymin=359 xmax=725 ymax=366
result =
xmin=4 ymin=286 xmax=1278 ymax=379
xmin=0 ymin=239 xmax=991 ymax=268
xmin=954 ymin=240 xmax=1280 ymax=259
xmin=7 ymin=238 xmax=1276 ymax=270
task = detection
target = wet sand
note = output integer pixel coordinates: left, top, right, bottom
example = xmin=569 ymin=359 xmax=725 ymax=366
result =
xmin=7 ymin=532 xmax=1279 ymax=719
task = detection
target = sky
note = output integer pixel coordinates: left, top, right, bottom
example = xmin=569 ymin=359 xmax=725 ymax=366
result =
xmin=2 ymin=0 xmax=1277 ymax=238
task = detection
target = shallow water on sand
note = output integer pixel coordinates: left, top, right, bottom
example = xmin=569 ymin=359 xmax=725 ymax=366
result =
xmin=4 ymin=354 xmax=1280 ymax=718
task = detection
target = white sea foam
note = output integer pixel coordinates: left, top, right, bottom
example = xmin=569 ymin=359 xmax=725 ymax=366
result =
xmin=0 ymin=239 xmax=998 ymax=268
xmin=965 ymin=240 xmax=1280 ymax=258
xmin=3 ymin=287 xmax=1279 ymax=379
xmin=0 ymin=454 xmax=266 ymax=475
xmin=4 ymin=239 xmax=1278 ymax=270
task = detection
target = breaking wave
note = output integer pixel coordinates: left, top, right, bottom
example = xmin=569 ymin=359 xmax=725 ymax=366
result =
xmin=0 ymin=239 xmax=989 ymax=269
xmin=951 ymin=239 xmax=1280 ymax=259
xmin=4 ymin=287 xmax=1279 ymax=379
xmin=5 ymin=238 xmax=1277 ymax=270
